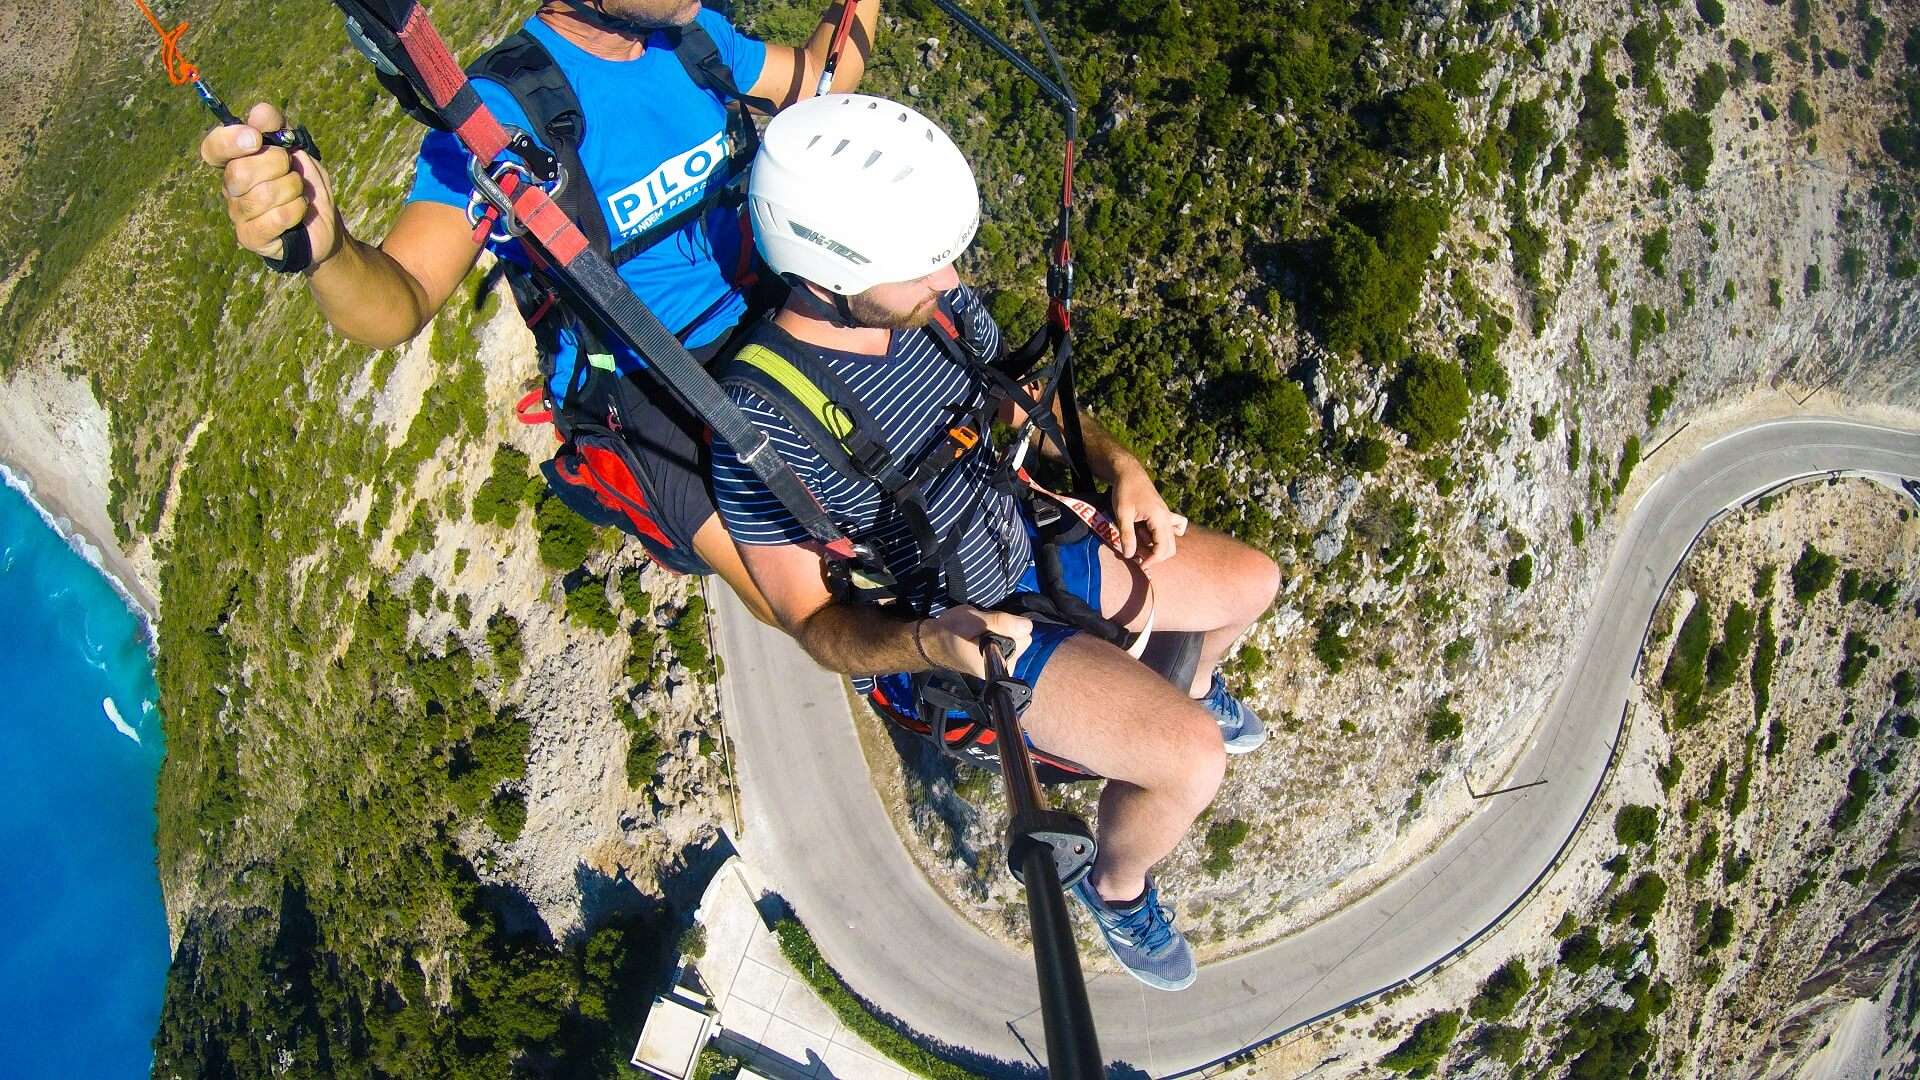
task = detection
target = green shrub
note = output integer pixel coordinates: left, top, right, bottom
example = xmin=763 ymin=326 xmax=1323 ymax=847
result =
xmin=1386 ymin=82 xmax=1463 ymax=158
xmin=1442 ymin=50 xmax=1495 ymax=96
xmin=1425 ymin=702 xmax=1465 ymax=742
xmin=1831 ymin=768 xmax=1874 ymax=832
xmin=487 ymin=610 xmax=525 ymax=686
xmin=1685 ymin=829 xmax=1720 ymax=881
xmin=1791 ymin=543 xmax=1838 ymax=602
xmin=693 ymin=1049 xmax=742 ymax=1080
xmin=1624 ymin=23 xmax=1662 ymax=89
xmin=1560 ymin=929 xmax=1603 ymax=973
xmin=1698 ymin=905 xmax=1735 ymax=953
xmin=623 ymin=711 xmax=666 ymax=787
xmin=1640 ymin=227 xmax=1671 ymax=276
xmin=536 ymin=496 xmax=596 ymax=570
xmin=1389 ymin=354 xmax=1472 ymax=450
xmin=1479 ymin=1023 xmax=1529 ymax=1065
xmin=1615 ymin=804 xmax=1660 ymax=846
xmin=1459 ymin=318 xmax=1511 ymax=399
xmin=1662 ymin=598 xmax=1714 ymax=721
xmin=775 ymin=919 xmax=982 ymax=1080
xmin=1504 ymin=95 xmax=1554 ymax=185
xmin=565 ymin=578 xmax=620 ymax=635
xmin=1315 ymin=611 xmax=1352 ymax=673
xmin=1506 ymin=554 xmax=1534 ymax=590
xmin=1318 ymin=198 xmax=1449 ymax=364
xmin=1578 ymin=51 xmax=1630 ymax=166
xmin=1893 ymin=669 xmax=1916 ymax=707
xmin=1469 ymin=960 xmax=1532 ymax=1021
xmin=1789 ymin=87 xmax=1818 ymax=129
xmin=1614 ymin=436 xmax=1641 ymax=495
xmin=486 ymin=789 xmax=528 ymax=842
xmin=472 ymin=444 xmax=534 ymax=527
xmin=619 ymin=570 xmax=651 ymax=615
xmin=1660 ymin=109 xmax=1715 ymax=190
xmin=1696 ymin=0 xmax=1725 ymax=28
xmin=1345 ymin=434 xmax=1391 ymax=473
xmin=1380 ymin=1011 xmax=1460 ymax=1074
xmin=1239 ymin=377 xmax=1315 ymax=468
xmin=1705 ymin=601 xmax=1756 ymax=691
xmin=1839 ymin=631 xmax=1872 ymax=688
xmin=1647 ymin=381 xmax=1676 ymax=426
xmin=1608 ymin=872 xmax=1669 ymax=928
xmin=1753 ymin=607 xmax=1778 ymax=719
xmin=1204 ymin=818 xmax=1251 ymax=875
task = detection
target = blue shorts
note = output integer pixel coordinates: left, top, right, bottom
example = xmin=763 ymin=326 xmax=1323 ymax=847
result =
xmin=869 ymin=507 xmax=1103 ymax=726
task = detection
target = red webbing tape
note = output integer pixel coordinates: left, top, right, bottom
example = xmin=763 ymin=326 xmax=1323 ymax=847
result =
xmin=398 ymin=6 xmax=510 ymax=162
xmin=505 ymin=175 xmax=590 ymax=264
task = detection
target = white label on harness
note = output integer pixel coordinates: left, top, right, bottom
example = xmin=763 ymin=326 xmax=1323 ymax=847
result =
xmin=605 ymin=132 xmax=729 ymax=239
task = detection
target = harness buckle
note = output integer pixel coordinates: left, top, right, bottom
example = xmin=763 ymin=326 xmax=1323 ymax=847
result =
xmin=464 ymin=126 xmax=567 ymax=243
xmin=947 ymin=425 xmax=981 ymax=455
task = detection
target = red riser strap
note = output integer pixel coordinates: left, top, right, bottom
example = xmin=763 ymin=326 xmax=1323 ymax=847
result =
xmin=397 ymin=5 xmax=511 ymax=162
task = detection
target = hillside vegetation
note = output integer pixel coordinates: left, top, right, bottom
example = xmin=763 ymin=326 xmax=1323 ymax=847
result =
xmin=0 ymin=0 xmax=1917 ymax=1075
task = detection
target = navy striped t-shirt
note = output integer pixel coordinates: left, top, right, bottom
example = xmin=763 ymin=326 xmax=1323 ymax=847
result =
xmin=710 ymin=287 xmax=1032 ymax=615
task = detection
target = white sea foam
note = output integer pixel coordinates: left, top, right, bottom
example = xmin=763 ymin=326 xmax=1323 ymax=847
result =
xmin=103 ymin=697 xmax=141 ymax=744
xmin=0 ymin=460 xmax=156 ymax=642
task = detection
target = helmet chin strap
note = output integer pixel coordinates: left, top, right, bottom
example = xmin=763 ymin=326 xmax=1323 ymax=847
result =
xmin=783 ymin=276 xmax=865 ymax=328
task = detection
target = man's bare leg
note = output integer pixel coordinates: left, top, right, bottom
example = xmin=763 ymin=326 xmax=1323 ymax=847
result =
xmin=1099 ymin=525 xmax=1280 ymax=697
xmin=1022 ymin=634 xmax=1226 ymax=903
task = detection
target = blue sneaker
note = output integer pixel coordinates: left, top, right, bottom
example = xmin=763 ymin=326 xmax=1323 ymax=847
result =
xmin=1198 ymin=671 xmax=1266 ymax=754
xmin=1071 ymin=876 xmax=1197 ymax=991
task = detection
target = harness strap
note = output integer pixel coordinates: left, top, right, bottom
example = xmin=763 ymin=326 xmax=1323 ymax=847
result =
xmin=718 ymin=322 xmax=1003 ymax=597
xmin=334 ymin=0 xmax=863 ymax=563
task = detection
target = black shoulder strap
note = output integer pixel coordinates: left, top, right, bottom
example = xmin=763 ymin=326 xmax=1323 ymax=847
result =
xmin=714 ymin=321 xmax=899 ymax=489
xmin=669 ymin=21 xmax=779 ymax=115
xmin=716 ymin=318 xmax=1010 ymax=601
xmin=469 ymin=30 xmax=613 ymax=258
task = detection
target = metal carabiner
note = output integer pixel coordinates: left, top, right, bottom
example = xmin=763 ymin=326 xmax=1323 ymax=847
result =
xmin=464 ymin=126 xmax=567 ymax=243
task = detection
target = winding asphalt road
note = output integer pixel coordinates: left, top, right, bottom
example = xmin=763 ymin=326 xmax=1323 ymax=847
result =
xmin=711 ymin=416 xmax=1920 ymax=1077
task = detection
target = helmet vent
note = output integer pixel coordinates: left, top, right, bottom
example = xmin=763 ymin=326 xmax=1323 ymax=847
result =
xmin=864 ymin=150 xmax=883 ymax=169
xmin=893 ymin=165 xmax=915 ymax=182
xmin=831 ymin=138 xmax=850 ymax=157
xmin=806 ymin=134 xmax=822 ymax=149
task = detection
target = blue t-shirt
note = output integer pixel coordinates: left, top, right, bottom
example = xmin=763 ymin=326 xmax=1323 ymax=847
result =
xmin=409 ymin=11 xmax=767 ymax=386
xmin=709 ymin=288 xmax=1034 ymax=615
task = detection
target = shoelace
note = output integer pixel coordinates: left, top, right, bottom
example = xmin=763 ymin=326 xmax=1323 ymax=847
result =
xmin=1107 ymin=889 xmax=1178 ymax=953
xmin=1203 ymin=674 xmax=1244 ymax=727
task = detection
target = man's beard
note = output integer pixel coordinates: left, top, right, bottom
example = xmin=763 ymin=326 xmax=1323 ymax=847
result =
xmin=595 ymin=0 xmax=701 ymax=29
xmin=847 ymin=290 xmax=938 ymax=330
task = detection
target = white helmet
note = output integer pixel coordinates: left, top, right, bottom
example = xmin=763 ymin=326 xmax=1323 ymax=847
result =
xmin=749 ymin=93 xmax=980 ymax=295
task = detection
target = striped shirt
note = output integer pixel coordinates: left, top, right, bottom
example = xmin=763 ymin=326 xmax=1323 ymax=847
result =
xmin=710 ymin=287 xmax=1032 ymax=615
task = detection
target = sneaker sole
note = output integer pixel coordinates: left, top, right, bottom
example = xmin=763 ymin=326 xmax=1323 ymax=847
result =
xmin=1221 ymin=724 xmax=1267 ymax=754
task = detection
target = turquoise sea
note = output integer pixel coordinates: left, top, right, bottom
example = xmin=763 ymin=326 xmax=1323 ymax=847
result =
xmin=0 ymin=472 xmax=169 ymax=1077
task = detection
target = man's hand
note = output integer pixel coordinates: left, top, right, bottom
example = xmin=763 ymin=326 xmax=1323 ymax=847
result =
xmin=201 ymin=103 xmax=342 ymax=268
xmin=925 ymin=607 xmax=1033 ymax=680
xmin=1109 ymin=457 xmax=1187 ymax=567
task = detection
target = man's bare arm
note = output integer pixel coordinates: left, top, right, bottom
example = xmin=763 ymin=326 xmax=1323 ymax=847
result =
xmin=747 ymin=0 xmax=883 ymax=110
xmin=737 ymin=540 xmax=1030 ymax=679
xmin=306 ymin=202 xmax=482 ymax=348
xmin=204 ymin=104 xmax=484 ymax=349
